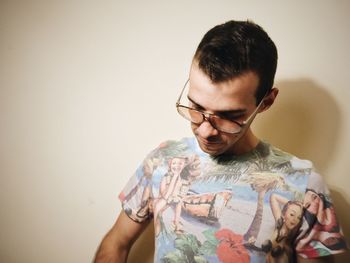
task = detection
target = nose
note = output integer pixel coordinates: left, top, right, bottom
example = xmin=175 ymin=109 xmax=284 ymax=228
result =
xmin=194 ymin=119 xmax=219 ymax=138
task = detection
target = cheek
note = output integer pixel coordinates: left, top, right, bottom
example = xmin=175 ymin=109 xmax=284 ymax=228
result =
xmin=308 ymin=203 xmax=318 ymax=213
xmin=222 ymin=133 xmax=239 ymax=144
xmin=191 ymin=122 xmax=199 ymax=132
xmin=304 ymin=198 xmax=311 ymax=205
xmin=285 ymin=214 xmax=291 ymax=221
xmin=179 ymin=162 xmax=185 ymax=170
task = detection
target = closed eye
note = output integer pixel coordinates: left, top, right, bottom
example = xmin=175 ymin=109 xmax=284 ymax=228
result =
xmin=187 ymin=96 xmax=247 ymax=120
xmin=218 ymin=112 xmax=245 ymax=121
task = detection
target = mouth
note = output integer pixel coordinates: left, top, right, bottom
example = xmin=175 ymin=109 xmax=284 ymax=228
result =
xmin=199 ymin=141 xmax=222 ymax=150
xmin=197 ymin=136 xmax=221 ymax=146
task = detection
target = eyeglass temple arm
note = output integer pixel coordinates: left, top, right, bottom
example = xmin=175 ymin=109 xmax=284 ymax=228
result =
xmin=241 ymin=91 xmax=269 ymax=125
xmin=176 ymin=79 xmax=190 ymax=105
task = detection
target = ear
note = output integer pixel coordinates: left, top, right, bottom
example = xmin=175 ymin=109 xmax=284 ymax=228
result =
xmin=259 ymin=87 xmax=279 ymax=113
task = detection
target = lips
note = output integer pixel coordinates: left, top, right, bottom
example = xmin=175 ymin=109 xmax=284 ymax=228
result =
xmin=197 ymin=137 xmax=222 ymax=146
xmin=199 ymin=141 xmax=222 ymax=150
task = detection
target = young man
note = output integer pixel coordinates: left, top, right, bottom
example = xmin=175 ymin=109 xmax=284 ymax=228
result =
xmin=94 ymin=20 xmax=347 ymax=263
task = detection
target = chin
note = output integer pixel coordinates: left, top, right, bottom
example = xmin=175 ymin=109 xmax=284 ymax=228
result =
xmin=198 ymin=143 xmax=226 ymax=156
xmin=203 ymin=149 xmax=222 ymax=156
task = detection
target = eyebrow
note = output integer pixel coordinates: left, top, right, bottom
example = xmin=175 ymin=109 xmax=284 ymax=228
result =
xmin=187 ymin=96 xmax=247 ymax=115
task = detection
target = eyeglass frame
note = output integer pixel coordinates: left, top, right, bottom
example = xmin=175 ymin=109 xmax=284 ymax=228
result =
xmin=175 ymin=79 xmax=268 ymax=134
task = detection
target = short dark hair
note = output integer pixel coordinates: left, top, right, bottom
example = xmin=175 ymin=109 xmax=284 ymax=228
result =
xmin=193 ymin=20 xmax=278 ymax=104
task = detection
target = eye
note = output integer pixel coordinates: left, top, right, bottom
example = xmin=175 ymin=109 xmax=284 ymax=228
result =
xmin=212 ymin=114 xmax=242 ymax=125
xmin=189 ymin=102 xmax=204 ymax=111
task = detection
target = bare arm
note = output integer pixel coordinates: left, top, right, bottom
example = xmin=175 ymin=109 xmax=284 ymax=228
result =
xmin=94 ymin=210 xmax=150 ymax=263
xmin=270 ymin=193 xmax=289 ymax=220
xmin=163 ymin=173 xmax=180 ymax=200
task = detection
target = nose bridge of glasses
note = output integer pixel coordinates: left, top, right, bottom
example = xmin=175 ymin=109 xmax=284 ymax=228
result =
xmin=200 ymin=111 xmax=216 ymax=124
xmin=199 ymin=111 xmax=218 ymax=129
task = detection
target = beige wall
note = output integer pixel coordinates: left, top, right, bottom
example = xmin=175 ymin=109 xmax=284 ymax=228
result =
xmin=1 ymin=1 xmax=349 ymax=262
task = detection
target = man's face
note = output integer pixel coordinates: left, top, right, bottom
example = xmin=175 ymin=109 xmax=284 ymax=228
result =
xmin=188 ymin=62 xmax=261 ymax=156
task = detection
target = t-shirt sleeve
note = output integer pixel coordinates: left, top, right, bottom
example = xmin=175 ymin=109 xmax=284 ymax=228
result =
xmin=118 ymin=149 xmax=161 ymax=223
xmin=295 ymin=171 xmax=348 ymax=258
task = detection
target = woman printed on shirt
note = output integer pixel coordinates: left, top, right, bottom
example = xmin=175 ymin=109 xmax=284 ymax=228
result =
xmin=262 ymin=193 xmax=303 ymax=263
xmin=296 ymin=188 xmax=347 ymax=254
xmin=154 ymin=155 xmax=200 ymax=236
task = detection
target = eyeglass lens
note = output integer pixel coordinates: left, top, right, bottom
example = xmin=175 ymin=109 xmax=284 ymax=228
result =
xmin=177 ymin=106 xmax=242 ymax=133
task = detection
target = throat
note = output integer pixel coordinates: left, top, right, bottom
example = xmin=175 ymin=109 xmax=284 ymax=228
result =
xmin=228 ymin=130 xmax=260 ymax=156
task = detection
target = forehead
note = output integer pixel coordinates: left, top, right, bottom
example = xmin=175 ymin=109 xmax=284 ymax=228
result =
xmin=289 ymin=204 xmax=301 ymax=210
xmin=305 ymin=190 xmax=319 ymax=198
xmin=287 ymin=204 xmax=302 ymax=213
xmin=188 ymin=63 xmax=259 ymax=111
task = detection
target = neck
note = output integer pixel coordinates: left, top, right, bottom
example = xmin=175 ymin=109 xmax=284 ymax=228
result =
xmin=230 ymin=129 xmax=260 ymax=155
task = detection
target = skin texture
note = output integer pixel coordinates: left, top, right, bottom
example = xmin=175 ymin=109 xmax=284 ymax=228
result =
xmin=154 ymin=157 xmax=187 ymax=235
xmin=284 ymin=204 xmax=303 ymax=230
xmin=270 ymin=193 xmax=303 ymax=231
xmin=94 ymin=64 xmax=332 ymax=262
xmin=267 ymin=193 xmax=303 ymax=263
xmin=304 ymin=190 xmax=321 ymax=214
xmin=188 ymin=61 xmax=278 ymax=156
xmin=94 ymin=211 xmax=149 ymax=263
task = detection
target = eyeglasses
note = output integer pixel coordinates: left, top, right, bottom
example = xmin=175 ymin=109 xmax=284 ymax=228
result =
xmin=176 ymin=79 xmax=266 ymax=134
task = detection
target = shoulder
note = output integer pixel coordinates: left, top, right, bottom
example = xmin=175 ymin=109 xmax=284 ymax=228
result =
xmin=141 ymin=137 xmax=198 ymax=167
xmin=148 ymin=137 xmax=197 ymax=157
xmin=262 ymin=142 xmax=314 ymax=172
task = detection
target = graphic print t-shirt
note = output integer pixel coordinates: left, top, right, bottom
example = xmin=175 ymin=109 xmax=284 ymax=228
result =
xmin=119 ymin=138 xmax=347 ymax=262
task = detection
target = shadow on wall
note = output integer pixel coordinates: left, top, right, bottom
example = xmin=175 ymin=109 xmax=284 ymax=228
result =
xmin=254 ymin=78 xmax=349 ymax=260
xmin=254 ymin=78 xmax=341 ymax=173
